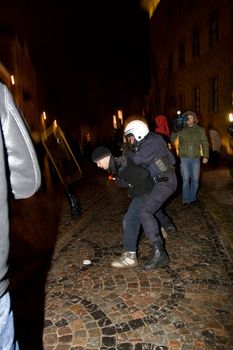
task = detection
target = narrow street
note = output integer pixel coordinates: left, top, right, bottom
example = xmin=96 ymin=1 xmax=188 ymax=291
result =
xmin=9 ymin=159 xmax=233 ymax=350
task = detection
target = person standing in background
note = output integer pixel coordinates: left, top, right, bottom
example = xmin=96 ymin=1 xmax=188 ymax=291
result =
xmin=153 ymin=114 xmax=174 ymax=238
xmin=0 ymin=82 xmax=41 ymax=349
xmin=208 ymin=124 xmax=221 ymax=166
xmin=170 ymin=111 xmax=209 ymax=207
xmin=154 ymin=114 xmax=171 ymax=144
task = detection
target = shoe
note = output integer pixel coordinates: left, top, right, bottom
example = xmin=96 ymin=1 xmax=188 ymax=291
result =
xmin=111 ymin=251 xmax=138 ymax=268
xmin=164 ymin=224 xmax=177 ymax=235
xmin=71 ymin=207 xmax=82 ymax=218
xmin=143 ymin=243 xmax=169 ymax=271
xmin=190 ymin=200 xmax=199 ymax=206
xmin=183 ymin=203 xmax=190 ymax=208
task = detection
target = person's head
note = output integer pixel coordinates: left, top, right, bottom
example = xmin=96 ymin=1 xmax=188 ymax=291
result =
xmin=92 ymin=146 xmax=111 ymax=170
xmin=182 ymin=111 xmax=198 ymax=127
xmin=154 ymin=114 xmax=168 ymax=127
xmin=124 ymin=119 xmax=149 ymax=147
xmin=154 ymin=114 xmax=170 ymax=137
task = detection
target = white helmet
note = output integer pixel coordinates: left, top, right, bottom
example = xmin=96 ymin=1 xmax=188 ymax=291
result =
xmin=124 ymin=120 xmax=149 ymax=142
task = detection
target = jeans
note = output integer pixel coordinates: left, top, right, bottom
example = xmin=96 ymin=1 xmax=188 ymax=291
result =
xmin=180 ymin=157 xmax=200 ymax=204
xmin=122 ymin=172 xmax=177 ymax=251
xmin=0 ymin=292 xmax=19 ymax=350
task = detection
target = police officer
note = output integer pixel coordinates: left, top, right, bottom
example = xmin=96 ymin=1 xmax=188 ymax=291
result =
xmin=124 ymin=119 xmax=177 ymax=270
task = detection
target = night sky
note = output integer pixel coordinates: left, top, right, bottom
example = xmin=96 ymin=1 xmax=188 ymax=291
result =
xmin=1 ymin=0 xmax=150 ymax=126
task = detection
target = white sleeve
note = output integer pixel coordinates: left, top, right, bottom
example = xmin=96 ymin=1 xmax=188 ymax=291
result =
xmin=0 ymin=84 xmax=41 ymax=199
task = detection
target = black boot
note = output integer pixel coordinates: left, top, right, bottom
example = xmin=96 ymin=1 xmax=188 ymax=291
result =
xmin=164 ymin=223 xmax=177 ymax=235
xmin=143 ymin=243 xmax=169 ymax=271
xmin=66 ymin=191 xmax=82 ymax=218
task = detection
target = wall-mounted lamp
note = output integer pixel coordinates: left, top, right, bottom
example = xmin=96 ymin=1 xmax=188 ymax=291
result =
xmin=11 ymin=75 xmax=15 ymax=85
xmin=117 ymin=109 xmax=123 ymax=125
xmin=113 ymin=115 xmax=117 ymax=129
xmin=228 ymin=113 xmax=233 ymax=138
xmin=41 ymin=111 xmax=47 ymax=131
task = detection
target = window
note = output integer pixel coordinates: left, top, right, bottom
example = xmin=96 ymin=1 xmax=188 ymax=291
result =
xmin=194 ymin=87 xmax=200 ymax=113
xmin=166 ymin=8 xmax=173 ymax=23
xmin=168 ymin=53 xmax=173 ymax=76
xmin=179 ymin=43 xmax=185 ymax=68
xmin=166 ymin=95 xmax=176 ymax=109
xmin=209 ymin=78 xmax=218 ymax=112
xmin=209 ymin=11 xmax=219 ymax=48
xmin=178 ymin=93 xmax=185 ymax=111
xmin=192 ymin=29 xmax=200 ymax=58
xmin=177 ymin=0 xmax=184 ymax=15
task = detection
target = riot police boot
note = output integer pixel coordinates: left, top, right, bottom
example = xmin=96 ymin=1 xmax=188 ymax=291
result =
xmin=164 ymin=223 xmax=177 ymax=235
xmin=162 ymin=218 xmax=177 ymax=235
xmin=143 ymin=243 xmax=169 ymax=271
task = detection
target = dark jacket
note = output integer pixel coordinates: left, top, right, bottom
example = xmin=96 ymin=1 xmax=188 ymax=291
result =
xmin=127 ymin=132 xmax=176 ymax=178
xmin=108 ymin=155 xmax=154 ymax=198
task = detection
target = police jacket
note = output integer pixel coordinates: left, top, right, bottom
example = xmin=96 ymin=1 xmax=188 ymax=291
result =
xmin=127 ymin=132 xmax=176 ymax=178
xmin=0 ymin=82 xmax=41 ymax=297
xmin=108 ymin=155 xmax=154 ymax=198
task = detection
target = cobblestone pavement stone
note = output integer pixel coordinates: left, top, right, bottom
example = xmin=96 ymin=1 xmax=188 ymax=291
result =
xmin=42 ymin=163 xmax=233 ymax=350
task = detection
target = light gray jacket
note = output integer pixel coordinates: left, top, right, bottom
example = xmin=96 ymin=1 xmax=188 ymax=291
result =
xmin=0 ymin=82 xmax=41 ymax=297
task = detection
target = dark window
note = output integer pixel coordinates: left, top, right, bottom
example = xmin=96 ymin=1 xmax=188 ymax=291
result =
xmin=178 ymin=93 xmax=185 ymax=111
xmin=192 ymin=29 xmax=200 ymax=58
xmin=167 ymin=95 xmax=176 ymax=109
xmin=168 ymin=53 xmax=173 ymax=76
xmin=209 ymin=78 xmax=218 ymax=112
xmin=167 ymin=8 xmax=173 ymax=23
xmin=194 ymin=87 xmax=200 ymax=113
xmin=23 ymin=89 xmax=32 ymax=102
xmin=209 ymin=11 xmax=219 ymax=48
xmin=179 ymin=43 xmax=185 ymax=68
xmin=177 ymin=0 xmax=184 ymax=15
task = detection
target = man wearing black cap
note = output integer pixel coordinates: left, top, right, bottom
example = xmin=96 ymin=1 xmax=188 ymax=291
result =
xmin=171 ymin=110 xmax=209 ymax=207
xmin=92 ymin=146 xmax=158 ymax=269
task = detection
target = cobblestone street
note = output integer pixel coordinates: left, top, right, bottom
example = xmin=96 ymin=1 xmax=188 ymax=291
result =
xmin=39 ymin=162 xmax=233 ymax=350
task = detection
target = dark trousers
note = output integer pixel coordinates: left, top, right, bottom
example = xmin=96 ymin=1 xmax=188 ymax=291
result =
xmin=122 ymin=173 xmax=177 ymax=251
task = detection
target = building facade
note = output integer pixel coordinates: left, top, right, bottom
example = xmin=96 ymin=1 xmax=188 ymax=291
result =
xmin=147 ymin=0 xmax=233 ymax=155
xmin=0 ymin=27 xmax=39 ymax=132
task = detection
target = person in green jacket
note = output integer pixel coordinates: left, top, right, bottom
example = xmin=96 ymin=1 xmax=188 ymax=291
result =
xmin=170 ymin=110 xmax=209 ymax=207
